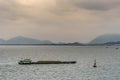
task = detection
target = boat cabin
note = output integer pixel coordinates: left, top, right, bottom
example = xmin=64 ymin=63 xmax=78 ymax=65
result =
xmin=19 ymin=59 xmax=32 ymax=64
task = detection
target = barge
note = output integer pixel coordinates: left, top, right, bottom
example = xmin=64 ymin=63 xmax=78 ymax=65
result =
xmin=18 ymin=59 xmax=76 ymax=65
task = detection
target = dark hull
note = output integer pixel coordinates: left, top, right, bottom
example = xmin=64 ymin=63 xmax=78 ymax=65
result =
xmin=18 ymin=61 xmax=76 ymax=65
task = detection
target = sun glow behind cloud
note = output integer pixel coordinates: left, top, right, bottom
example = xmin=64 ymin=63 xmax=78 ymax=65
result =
xmin=16 ymin=0 xmax=37 ymax=5
xmin=15 ymin=0 xmax=55 ymax=5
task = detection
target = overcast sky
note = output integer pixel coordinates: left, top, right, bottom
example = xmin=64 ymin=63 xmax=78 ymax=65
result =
xmin=0 ymin=0 xmax=120 ymax=43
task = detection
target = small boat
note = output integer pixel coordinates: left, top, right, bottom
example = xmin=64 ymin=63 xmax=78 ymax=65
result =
xmin=18 ymin=59 xmax=76 ymax=65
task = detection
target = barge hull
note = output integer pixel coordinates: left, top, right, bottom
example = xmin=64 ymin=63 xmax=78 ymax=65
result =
xmin=19 ymin=61 xmax=76 ymax=65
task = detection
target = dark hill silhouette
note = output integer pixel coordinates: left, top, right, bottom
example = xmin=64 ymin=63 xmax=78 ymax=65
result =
xmin=90 ymin=34 xmax=120 ymax=44
xmin=0 ymin=36 xmax=84 ymax=46
xmin=0 ymin=36 xmax=52 ymax=45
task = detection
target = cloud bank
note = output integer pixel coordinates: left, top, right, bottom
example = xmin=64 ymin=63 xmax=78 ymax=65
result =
xmin=0 ymin=0 xmax=120 ymax=43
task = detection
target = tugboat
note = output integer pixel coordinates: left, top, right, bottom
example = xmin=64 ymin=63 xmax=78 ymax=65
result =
xmin=18 ymin=59 xmax=76 ymax=65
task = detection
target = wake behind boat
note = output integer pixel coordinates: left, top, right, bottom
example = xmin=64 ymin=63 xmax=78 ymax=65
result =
xmin=18 ymin=59 xmax=76 ymax=65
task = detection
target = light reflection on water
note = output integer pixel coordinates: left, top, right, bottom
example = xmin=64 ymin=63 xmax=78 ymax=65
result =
xmin=0 ymin=46 xmax=120 ymax=80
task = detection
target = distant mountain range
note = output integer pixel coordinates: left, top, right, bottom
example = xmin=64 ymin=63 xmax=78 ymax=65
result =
xmin=1 ymin=34 xmax=120 ymax=46
xmin=89 ymin=34 xmax=120 ymax=45
xmin=0 ymin=36 xmax=53 ymax=45
xmin=0 ymin=36 xmax=84 ymax=46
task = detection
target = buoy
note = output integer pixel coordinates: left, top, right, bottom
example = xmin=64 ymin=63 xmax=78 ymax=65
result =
xmin=93 ymin=60 xmax=97 ymax=68
xmin=116 ymin=48 xmax=119 ymax=50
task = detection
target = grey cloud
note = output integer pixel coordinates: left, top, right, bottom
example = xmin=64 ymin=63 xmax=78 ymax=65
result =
xmin=77 ymin=2 xmax=110 ymax=11
xmin=77 ymin=1 xmax=120 ymax=11
xmin=0 ymin=1 xmax=28 ymax=22
xmin=52 ymin=0 xmax=120 ymax=15
xmin=49 ymin=0 xmax=79 ymax=15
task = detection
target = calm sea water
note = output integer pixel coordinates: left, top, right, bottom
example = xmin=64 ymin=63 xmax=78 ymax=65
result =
xmin=0 ymin=46 xmax=120 ymax=80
